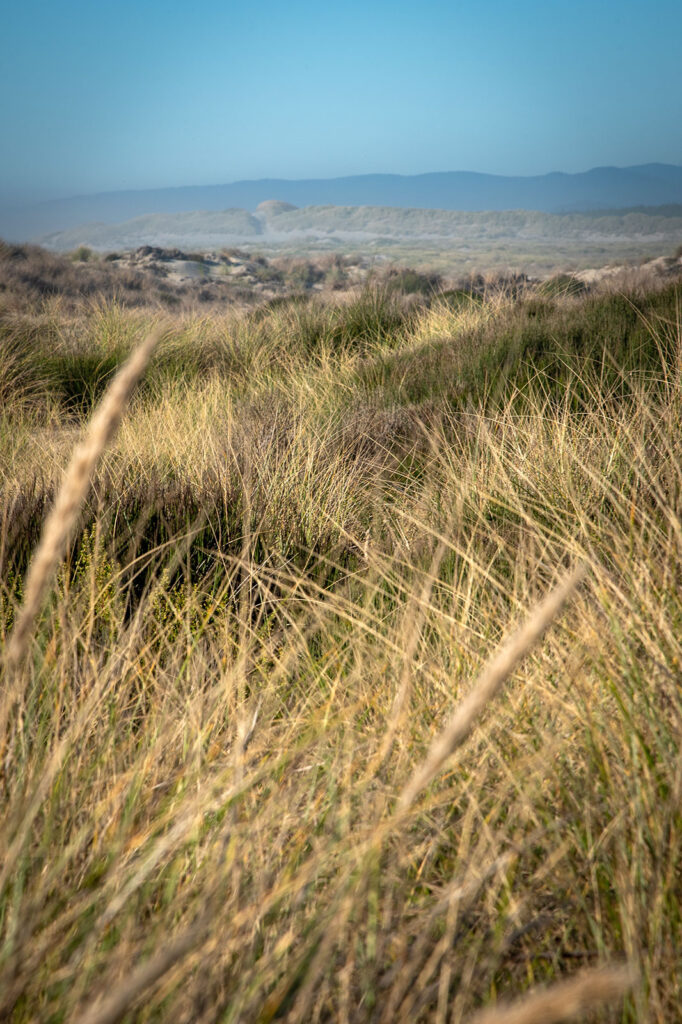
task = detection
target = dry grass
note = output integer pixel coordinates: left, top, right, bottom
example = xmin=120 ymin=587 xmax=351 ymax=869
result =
xmin=5 ymin=327 xmax=162 ymax=673
xmin=469 ymin=965 xmax=637 ymax=1024
xmin=1 ymin=275 xmax=681 ymax=1021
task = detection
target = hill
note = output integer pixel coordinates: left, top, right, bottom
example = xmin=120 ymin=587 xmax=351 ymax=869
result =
xmin=2 ymin=163 xmax=682 ymax=240
xmin=36 ymin=202 xmax=682 ymax=277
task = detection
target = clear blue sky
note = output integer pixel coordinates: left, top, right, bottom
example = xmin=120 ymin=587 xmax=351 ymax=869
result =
xmin=1 ymin=0 xmax=681 ymax=202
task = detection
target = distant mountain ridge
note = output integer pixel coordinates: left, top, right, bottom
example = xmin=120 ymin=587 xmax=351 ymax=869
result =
xmin=2 ymin=163 xmax=682 ymax=241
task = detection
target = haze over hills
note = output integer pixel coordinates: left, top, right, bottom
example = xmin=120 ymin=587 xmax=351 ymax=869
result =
xmin=35 ymin=201 xmax=682 ymax=277
xmin=2 ymin=163 xmax=682 ymax=242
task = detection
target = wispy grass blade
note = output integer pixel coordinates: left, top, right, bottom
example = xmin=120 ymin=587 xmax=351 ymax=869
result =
xmin=468 ymin=964 xmax=637 ymax=1024
xmin=397 ymin=564 xmax=585 ymax=813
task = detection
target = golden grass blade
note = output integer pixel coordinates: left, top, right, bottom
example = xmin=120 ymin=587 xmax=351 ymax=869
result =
xmin=76 ymin=920 xmax=205 ymax=1024
xmin=467 ymin=964 xmax=637 ymax=1024
xmin=5 ymin=327 xmax=162 ymax=674
xmin=396 ymin=564 xmax=585 ymax=814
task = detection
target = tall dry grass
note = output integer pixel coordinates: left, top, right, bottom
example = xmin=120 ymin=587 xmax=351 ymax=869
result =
xmin=1 ymin=280 xmax=680 ymax=1021
xmin=5 ymin=327 xmax=162 ymax=673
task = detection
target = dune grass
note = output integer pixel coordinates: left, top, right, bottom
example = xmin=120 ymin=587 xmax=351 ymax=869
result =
xmin=1 ymin=277 xmax=681 ymax=1021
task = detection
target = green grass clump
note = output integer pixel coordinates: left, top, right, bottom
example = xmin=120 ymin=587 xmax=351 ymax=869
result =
xmin=0 ymin=276 xmax=681 ymax=1022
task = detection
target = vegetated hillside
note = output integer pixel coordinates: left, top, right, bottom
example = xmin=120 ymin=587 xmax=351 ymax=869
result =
xmin=38 ymin=207 xmax=267 ymax=251
xmin=40 ymin=202 xmax=682 ymax=247
xmin=259 ymin=202 xmax=682 ymax=239
xmin=3 ymin=161 xmax=682 ymax=239
xmin=1 ymin=271 xmax=682 ymax=1021
xmin=37 ymin=202 xmax=682 ymax=276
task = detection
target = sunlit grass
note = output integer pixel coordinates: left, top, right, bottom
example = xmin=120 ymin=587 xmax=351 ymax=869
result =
xmin=1 ymin=279 xmax=681 ymax=1021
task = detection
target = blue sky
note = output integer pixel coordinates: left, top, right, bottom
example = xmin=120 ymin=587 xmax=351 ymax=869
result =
xmin=1 ymin=0 xmax=681 ymax=202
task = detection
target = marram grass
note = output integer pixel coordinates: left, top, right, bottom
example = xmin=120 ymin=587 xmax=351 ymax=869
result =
xmin=1 ymin=281 xmax=681 ymax=1022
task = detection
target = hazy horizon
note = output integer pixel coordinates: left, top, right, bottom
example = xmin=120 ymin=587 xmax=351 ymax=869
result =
xmin=2 ymin=161 xmax=682 ymax=210
xmin=2 ymin=0 xmax=681 ymax=207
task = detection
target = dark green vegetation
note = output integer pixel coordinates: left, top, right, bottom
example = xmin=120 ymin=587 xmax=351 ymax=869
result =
xmin=1 ymin=269 xmax=681 ymax=1021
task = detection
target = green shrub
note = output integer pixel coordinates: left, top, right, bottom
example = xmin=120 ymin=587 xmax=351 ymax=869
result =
xmin=71 ymin=245 xmax=94 ymax=263
xmin=385 ymin=268 xmax=442 ymax=295
xmin=537 ymin=273 xmax=587 ymax=297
